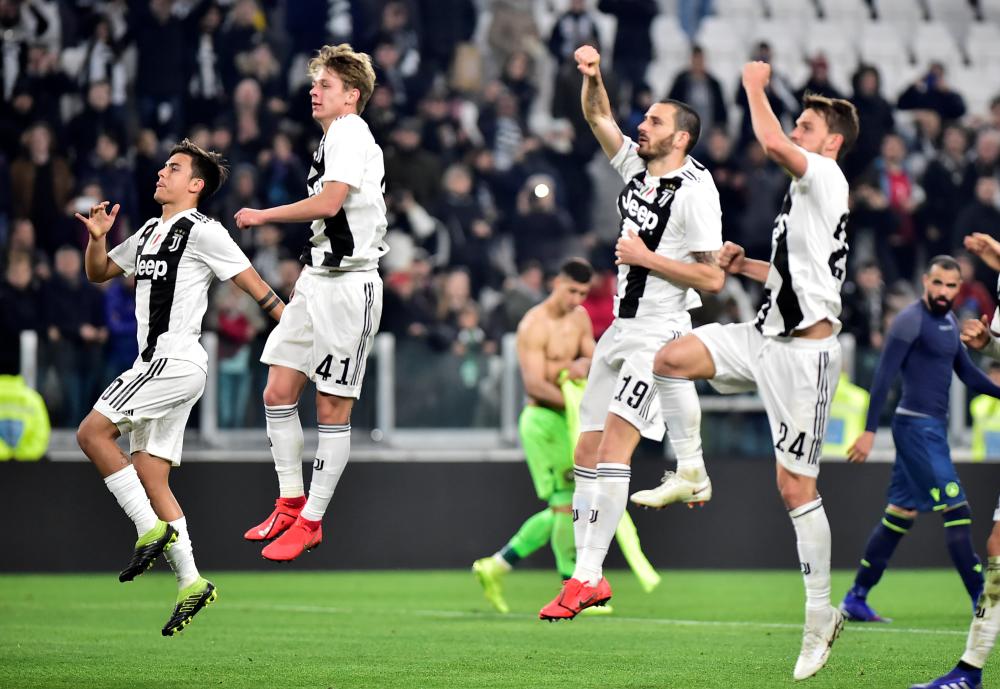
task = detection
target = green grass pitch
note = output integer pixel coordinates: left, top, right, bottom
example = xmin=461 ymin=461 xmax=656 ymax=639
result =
xmin=0 ymin=570 xmax=995 ymax=688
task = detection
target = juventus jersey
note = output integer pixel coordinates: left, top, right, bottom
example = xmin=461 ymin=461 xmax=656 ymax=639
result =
xmin=108 ymin=208 xmax=252 ymax=372
xmin=754 ymin=148 xmax=850 ymax=337
xmin=302 ymin=113 xmax=389 ymax=273
xmin=609 ymin=137 xmax=723 ymax=320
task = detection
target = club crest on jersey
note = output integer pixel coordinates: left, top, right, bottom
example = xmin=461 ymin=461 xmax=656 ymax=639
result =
xmin=167 ymin=233 xmax=184 ymax=252
xmin=657 ymin=187 xmax=675 ymax=207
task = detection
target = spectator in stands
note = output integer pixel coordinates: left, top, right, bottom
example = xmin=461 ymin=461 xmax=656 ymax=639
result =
xmin=796 ymin=53 xmax=844 ymax=103
xmin=598 ymin=0 xmax=657 ymax=101
xmin=953 ymin=252 xmax=994 ymax=321
xmin=370 ymin=0 xmax=422 ymax=80
xmin=739 ymin=141 xmax=787 ymax=260
xmin=227 ymin=78 xmax=273 ymax=168
xmin=539 ymin=118 xmax=594 ymax=233
xmin=416 ymin=0 xmax=476 ymax=75
xmin=220 ymin=164 xmax=263 ymax=251
xmin=10 ymin=123 xmax=73 ymax=258
xmin=478 ymin=84 xmax=526 ymax=173
xmin=856 ymin=133 xmax=924 ymax=281
xmin=0 ymin=252 xmax=44 ymax=340
xmin=385 ymin=117 xmax=444 ymax=207
xmin=42 ymin=245 xmax=106 ymax=426
xmin=382 ymin=269 xmax=432 ymax=339
xmin=548 ymin=0 xmax=601 ymax=64
xmin=103 ymin=275 xmax=137 ymax=382
xmin=702 ymin=128 xmax=745 ymax=231
xmin=581 ymin=268 xmax=616 ymax=339
xmin=186 ymin=3 xmax=226 ymax=128
xmin=5 ymin=218 xmax=50 ymax=280
xmin=847 ymin=65 xmax=896 ymax=183
xmin=733 ymin=42 xmax=797 ymax=151
xmin=13 ymin=44 xmax=73 ymax=130
xmin=953 ymin=176 xmax=1000 ymax=286
xmin=897 ymin=62 xmax=966 ymax=123
xmin=132 ymin=129 xmax=163 ymax=223
xmin=488 ymin=0 xmax=540 ymax=67
xmin=209 ymin=281 xmax=265 ymax=428
xmin=920 ymin=124 xmax=970 ymax=256
xmin=250 ymin=224 xmax=286 ymax=289
xmin=504 ymin=174 xmax=577 ymax=274
xmin=437 ymin=163 xmax=499 ymax=294
xmin=840 ymin=260 xmax=887 ymax=385
xmin=259 ymin=132 xmax=307 ymax=213
xmin=373 ymin=39 xmax=422 ymax=114
xmin=80 ymin=134 xmax=138 ymax=236
xmin=131 ymin=0 xmax=193 ymax=138
xmin=500 ymin=51 xmax=537 ymax=122
xmin=485 ymin=260 xmax=545 ymax=340
xmin=365 ymin=83 xmax=401 ymax=145
xmin=418 ymin=89 xmax=471 ymax=161
xmin=217 ymin=0 xmax=266 ymax=93
xmin=964 ymin=129 xmax=1000 ymax=198
xmin=65 ymin=81 xmax=127 ymax=162
xmin=75 ymin=13 xmax=129 ymax=108
xmin=668 ymin=45 xmax=727 ymax=134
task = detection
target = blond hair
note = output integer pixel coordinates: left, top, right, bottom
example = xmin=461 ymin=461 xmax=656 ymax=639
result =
xmin=308 ymin=44 xmax=376 ymax=114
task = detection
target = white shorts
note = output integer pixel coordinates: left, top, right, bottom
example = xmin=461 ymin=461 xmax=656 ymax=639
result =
xmin=93 ymin=358 xmax=206 ymax=466
xmin=579 ymin=315 xmax=690 ymax=441
xmin=693 ymin=321 xmax=840 ymax=479
xmin=261 ymin=268 xmax=382 ymax=398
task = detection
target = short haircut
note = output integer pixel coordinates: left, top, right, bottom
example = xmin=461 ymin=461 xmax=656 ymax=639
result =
xmin=659 ymin=99 xmax=701 ymax=154
xmin=927 ymin=255 xmax=961 ymax=273
xmin=801 ymin=93 xmax=860 ymax=160
xmin=560 ymin=257 xmax=594 ymax=284
xmin=309 ymin=43 xmax=377 ymax=113
xmin=169 ymin=138 xmax=229 ymax=201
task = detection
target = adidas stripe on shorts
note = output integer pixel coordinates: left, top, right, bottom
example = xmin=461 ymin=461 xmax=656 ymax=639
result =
xmin=93 ymin=358 xmax=206 ymax=465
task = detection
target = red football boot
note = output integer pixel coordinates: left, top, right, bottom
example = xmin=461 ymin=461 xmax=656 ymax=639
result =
xmin=261 ymin=515 xmax=322 ymax=562
xmin=244 ymin=496 xmax=305 ymax=541
xmin=538 ymin=577 xmax=613 ymax=621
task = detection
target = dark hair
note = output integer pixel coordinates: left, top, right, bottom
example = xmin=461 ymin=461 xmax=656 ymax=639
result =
xmin=169 ymin=138 xmax=229 ymax=201
xmin=560 ymin=257 xmax=593 ymax=284
xmin=659 ymin=98 xmax=701 ymax=154
xmin=927 ymin=255 xmax=961 ymax=273
xmin=801 ymin=93 xmax=860 ymax=160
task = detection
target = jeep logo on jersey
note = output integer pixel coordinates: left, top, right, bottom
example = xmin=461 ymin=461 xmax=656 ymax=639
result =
xmin=620 ymin=188 xmax=661 ymax=232
xmin=136 ymin=257 xmax=169 ymax=280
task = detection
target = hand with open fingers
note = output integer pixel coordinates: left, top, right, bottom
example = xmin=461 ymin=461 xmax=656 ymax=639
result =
xmin=964 ymin=232 xmax=1000 ymax=272
xmin=615 ymin=229 xmax=650 ymax=267
xmin=75 ymin=201 xmax=120 ymax=240
xmin=961 ymin=314 xmax=993 ymax=350
xmin=742 ymin=61 xmax=771 ymax=91
xmin=847 ymin=430 xmax=874 ymax=464
xmin=574 ymin=45 xmax=601 ymax=77
xmin=234 ymin=207 xmax=266 ymax=229
xmin=718 ymin=241 xmax=746 ymax=274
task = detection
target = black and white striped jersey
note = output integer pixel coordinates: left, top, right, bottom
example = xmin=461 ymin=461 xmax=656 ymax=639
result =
xmin=754 ymin=149 xmax=850 ymax=337
xmin=301 ymin=113 xmax=388 ymax=273
xmin=108 ymin=207 xmax=251 ymax=372
xmin=609 ymin=137 xmax=723 ymax=320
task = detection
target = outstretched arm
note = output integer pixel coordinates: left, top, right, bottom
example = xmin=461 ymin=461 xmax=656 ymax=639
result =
xmin=742 ymin=62 xmax=808 ymax=179
xmin=954 ymin=344 xmax=1000 ymax=398
xmin=230 ymin=267 xmax=284 ymax=322
xmin=234 ymin=181 xmax=350 ymax=229
xmin=78 ymin=201 xmax=126 ymax=283
xmin=575 ymin=45 xmax=624 ymax=160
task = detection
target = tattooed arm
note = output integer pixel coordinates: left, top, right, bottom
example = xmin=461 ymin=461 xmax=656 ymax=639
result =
xmin=574 ymin=45 xmax=624 ymax=159
xmin=615 ymin=232 xmax=725 ymax=293
xmin=231 ymin=267 xmax=285 ymax=322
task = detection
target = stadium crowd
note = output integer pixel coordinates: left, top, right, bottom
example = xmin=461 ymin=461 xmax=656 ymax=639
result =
xmin=1 ymin=0 xmax=999 ymax=429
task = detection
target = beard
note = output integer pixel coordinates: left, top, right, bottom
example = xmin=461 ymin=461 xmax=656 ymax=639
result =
xmin=637 ymin=133 xmax=675 ymax=161
xmin=928 ymin=296 xmax=953 ymax=315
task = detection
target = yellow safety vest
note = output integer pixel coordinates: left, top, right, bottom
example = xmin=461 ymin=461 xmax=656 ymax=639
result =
xmin=823 ymin=373 xmax=869 ymax=458
xmin=970 ymin=394 xmax=1000 ymax=462
xmin=0 ymin=374 xmax=50 ymax=461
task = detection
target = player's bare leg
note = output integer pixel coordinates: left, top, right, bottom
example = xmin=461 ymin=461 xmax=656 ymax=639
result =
xmin=632 ymin=334 xmax=716 ymax=509
xmin=77 ymin=411 xmax=174 ymax=582
xmin=540 ymin=417 xmax=638 ymax=620
xmin=779 ymin=465 xmax=842 ymax=680
xmin=134 ymin=451 xmax=216 ymax=634
xmin=246 ymin=365 xmax=309 ymax=542
xmin=262 ymin=390 xmax=352 ymax=562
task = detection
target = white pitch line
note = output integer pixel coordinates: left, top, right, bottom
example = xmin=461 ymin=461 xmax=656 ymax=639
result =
xmin=0 ymin=600 xmax=970 ymax=637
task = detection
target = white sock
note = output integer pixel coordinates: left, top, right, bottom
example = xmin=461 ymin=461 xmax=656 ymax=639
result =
xmin=301 ymin=424 xmax=351 ymax=522
xmin=163 ymin=516 xmax=200 ymax=589
xmin=572 ymin=465 xmax=599 ymax=567
xmin=654 ymin=373 xmax=706 ymax=478
xmin=573 ymin=462 xmax=630 ymax=586
xmin=789 ymin=497 xmax=832 ymax=619
xmin=961 ymin=556 xmax=1000 ymax=668
xmin=265 ymin=404 xmax=304 ymax=498
xmin=104 ymin=465 xmax=158 ymax=536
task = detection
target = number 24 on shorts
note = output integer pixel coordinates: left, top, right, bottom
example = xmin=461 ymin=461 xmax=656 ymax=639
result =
xmin=316 ymin=355 xmax=350 ymax=385
xmin=775 ymin=421 xmax=808 ymax=462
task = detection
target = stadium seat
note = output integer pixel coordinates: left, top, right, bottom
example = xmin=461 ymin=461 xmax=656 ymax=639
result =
xmin=714 ymin=0 xmax=766 ymax=24
xmin=859 ymin=21 xmax=912 ymax=96
xmin=924 ymin=0 xmax=976 ymax=44
xmin=765 ymin=0 xmax=820 ymax=25
xmin=816 ymin=0 xmax=871 ymax=25
xmin=749 ymin=19 xmax=805 ymax=79
xmin=803 ymin=22 xmax=858 ymax=93
xmin=910 ymin=21 xmax=964 ymax=73
xmin=872 ymin=0 xmax=926 ymax=34
xmin=695 ymin=15 xmax=750 ymax=65
xmin=982 ymin=0 xmax=1000 ymax=24
xmin=948 ymin=65 xmax=993 ymax=116
xmin=647 ymin=14 xmax=693 ymax=97
xmin=966 ymin=21 xmax=1000 ymax=68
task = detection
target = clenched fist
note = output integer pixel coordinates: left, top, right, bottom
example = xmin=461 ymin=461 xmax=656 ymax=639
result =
xmin=742 ymin=61 xmax=772 ymax=92
xmin=574 ymin=45 xmax=601 ymax=78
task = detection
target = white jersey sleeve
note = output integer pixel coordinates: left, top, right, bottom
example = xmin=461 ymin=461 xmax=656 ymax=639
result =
xmin=609 ymin=137 xmax=647 ymax=182
xmin=193 ymin=222 xmax=252 ymax=281
xmin=681 ymin=184 xmax=723 ymax=253
xmin=321 ymin=116 xmax=367 ymax=190
xmin=108 ymin=223 xmax=151 ymax=276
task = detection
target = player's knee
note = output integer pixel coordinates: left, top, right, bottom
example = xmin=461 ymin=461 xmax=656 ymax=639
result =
xmin=653 ymin=343 xmax=682 ymax=377
xmin=76 ymin=413 xmax=110 ymax=455
xmin=263 ymin=384 xmax=295 ymax=407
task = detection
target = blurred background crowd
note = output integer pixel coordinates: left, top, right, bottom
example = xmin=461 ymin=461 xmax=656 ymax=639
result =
xmin=2 ymin=0 xmax=1000 ymax=432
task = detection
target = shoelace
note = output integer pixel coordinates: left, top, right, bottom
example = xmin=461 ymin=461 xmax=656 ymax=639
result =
xmin=659 ymin=471 xmax=677 ymax=484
